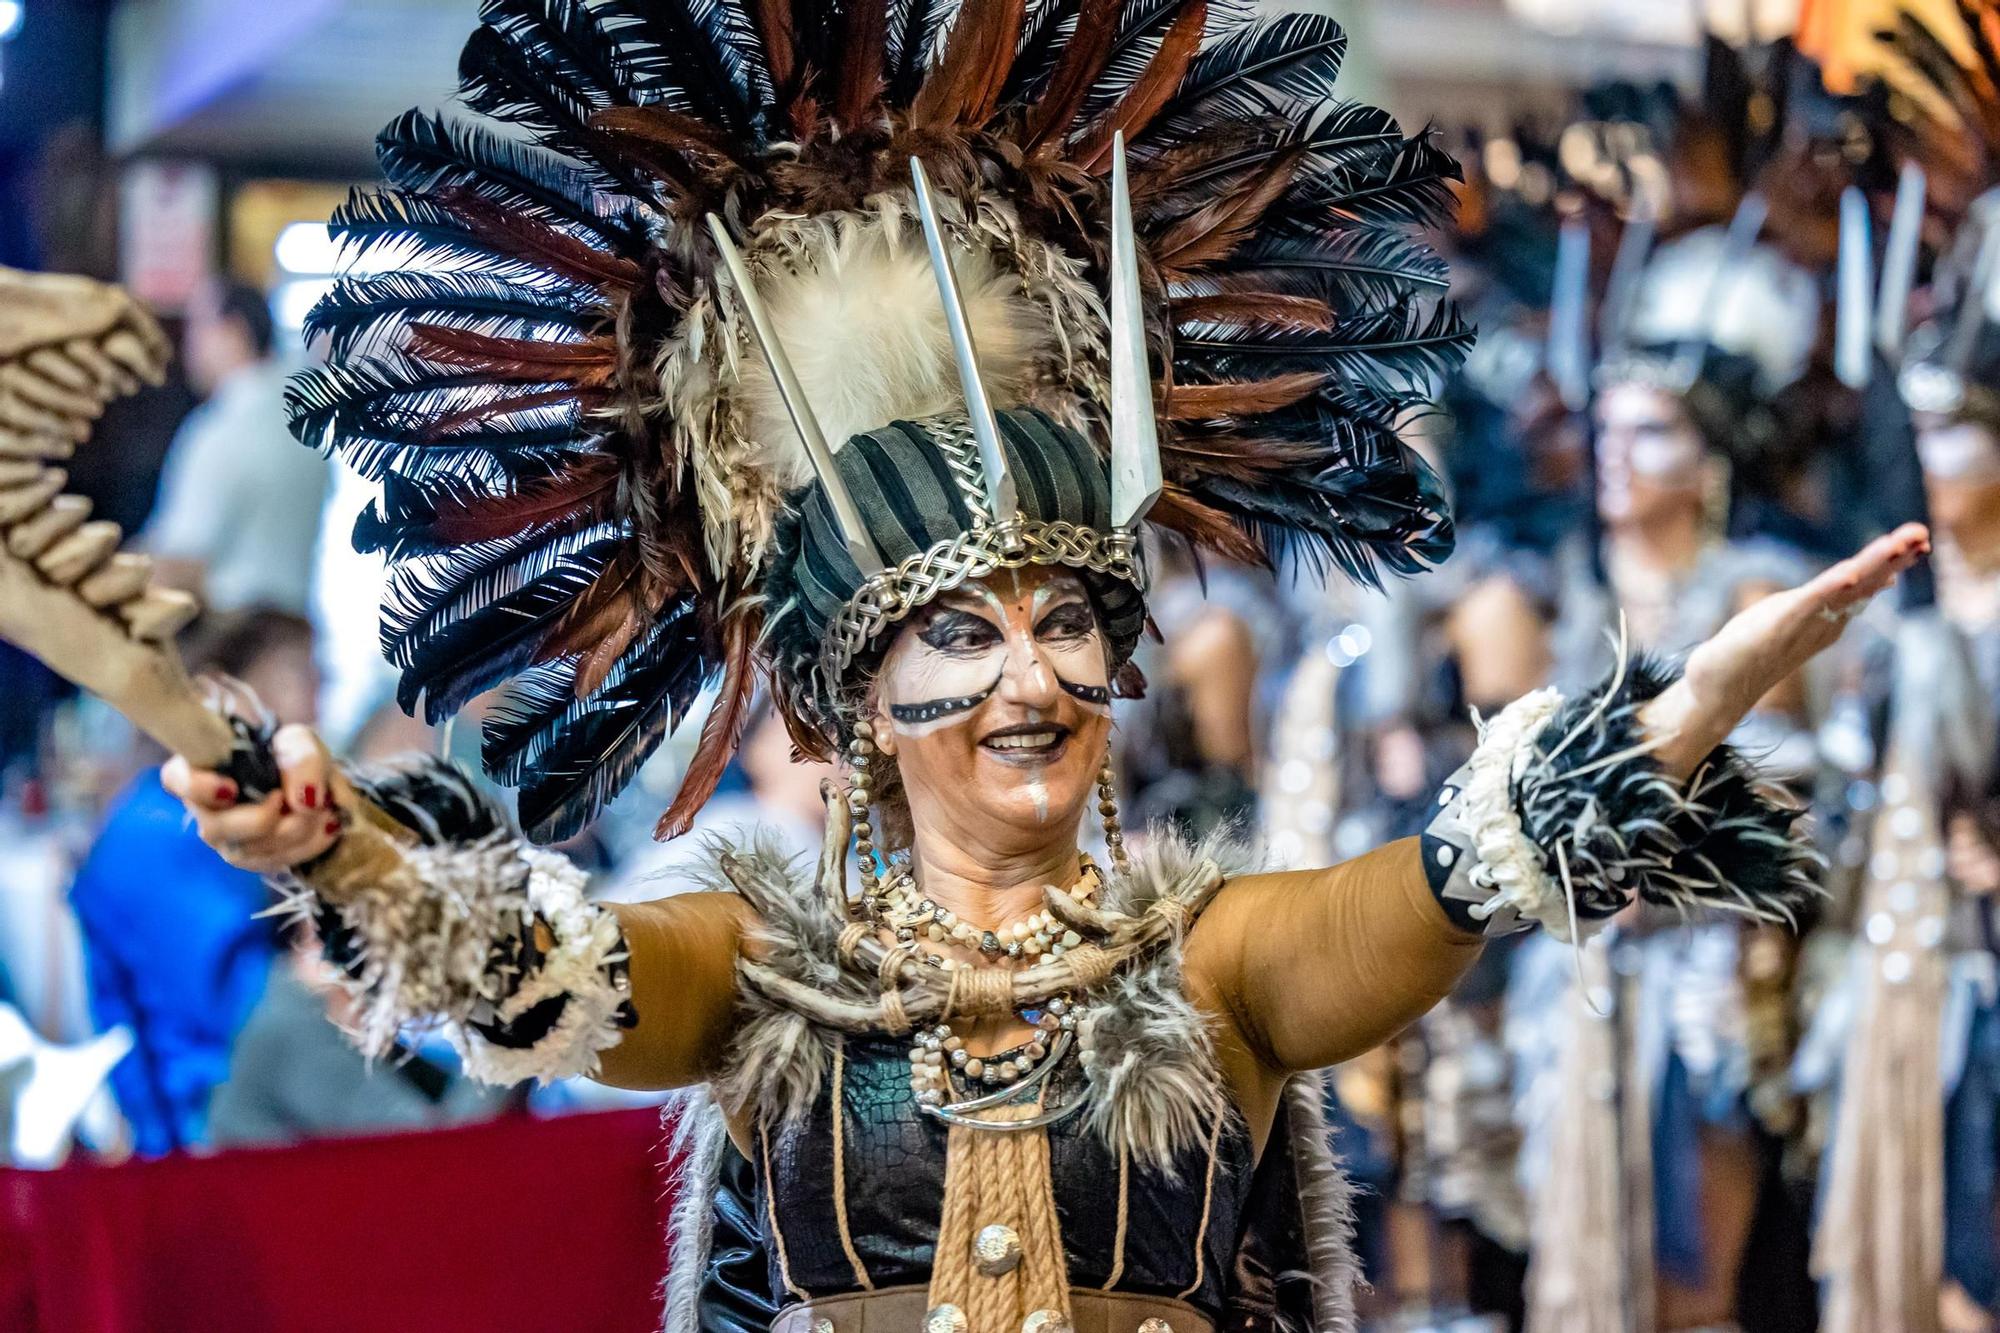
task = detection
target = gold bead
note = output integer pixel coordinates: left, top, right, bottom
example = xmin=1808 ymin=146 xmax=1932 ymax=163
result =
xmin=972 ymin=1223 xmax=1023 ymax=1276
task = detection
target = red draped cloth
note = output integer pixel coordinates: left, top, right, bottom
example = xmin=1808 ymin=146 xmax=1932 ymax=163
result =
xmin=0 ymin=1108 xmax=678 ymax=1333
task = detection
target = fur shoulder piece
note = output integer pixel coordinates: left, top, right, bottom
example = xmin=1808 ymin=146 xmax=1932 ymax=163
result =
xmin=704 ymin=823 xmax=1262 ymax=1169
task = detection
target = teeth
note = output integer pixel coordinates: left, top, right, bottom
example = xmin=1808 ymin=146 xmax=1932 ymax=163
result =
xmin=987 ymin=731 xmax=1060 ymax=750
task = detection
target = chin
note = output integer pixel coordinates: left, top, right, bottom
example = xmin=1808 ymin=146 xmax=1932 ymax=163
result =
xmin=973 ymin=764 xmax=1093 ymax=833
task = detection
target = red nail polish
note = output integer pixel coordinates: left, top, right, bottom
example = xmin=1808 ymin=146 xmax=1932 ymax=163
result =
xmin=325 ymin=820 xmax=342 ymax=838
xmin=216 ymin=782 xmax=236 ymax=803
xmin=302 ymin=784 xmax=318 ymax=808
xmin=280 ymin=798 xmax=293 ymax=816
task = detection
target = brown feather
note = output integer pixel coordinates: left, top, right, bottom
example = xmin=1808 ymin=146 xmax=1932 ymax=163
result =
xmin=1151 ymin=150 xmax=1302 ymax=273
xmin=1165 ymin=372 xmax=1326 ymax=419
xmin=655 ymin=607 xmax=760 ymax=839
xmin=544 ymin=548 xmax=651 ymax=692
xmin=409 ymin=325 xmax=619 ymax=388
xmin=596 ymin=105 xmax=748 ymax=163
xmin=756 ymin=0 xmax=796 ymax=99
xmin=1170 ymin=292 xmax=1333 ymax=332
xmin=1127 ymin=123 xmax=1273 ymax=204
xmin=1074 ymin=0 xmax=1208 ymax=172
xmin=835 ymin=0 xmax=889 ymax=130
xmin=1112 ymin=658 xmax=1148 ymax=700
xmin=1162 ymin=429 xmax=1322 ymax=470
xmin=424 ymin=386 xmax=600 ymax=438
xmin=429 ymin=454 xmax=621 ymax=544
xmin=1148 ymin=485 xmax=1266 ymax=565
xmin=909 ymin=0 xmax=1025 ymax=128
xmin=1022 ymin=0 xmax=1122 ymax=152
xmin=439 ymin=189 xmax=643 ymax=291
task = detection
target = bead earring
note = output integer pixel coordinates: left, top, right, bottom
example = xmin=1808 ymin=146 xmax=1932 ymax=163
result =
xmin=849 ymin=727 xmax=882 ymax=896
xmin=1097 ymin=752 xmax=1129 ymax=875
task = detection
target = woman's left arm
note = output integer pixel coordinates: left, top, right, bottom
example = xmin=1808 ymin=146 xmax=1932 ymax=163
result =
xmin=1194 ymin=524 xmax=1932 ymax=1075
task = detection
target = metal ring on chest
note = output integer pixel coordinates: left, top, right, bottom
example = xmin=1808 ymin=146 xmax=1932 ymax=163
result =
xmin=922 ymin=1092 xmax=1089 ymax=1132
xmin=918 ymin=1030 xmax=1078 ymax=1129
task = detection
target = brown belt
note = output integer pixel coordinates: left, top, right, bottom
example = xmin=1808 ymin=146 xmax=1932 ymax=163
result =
xmin=767 ymin=1285 xmax=1215 ymax=1333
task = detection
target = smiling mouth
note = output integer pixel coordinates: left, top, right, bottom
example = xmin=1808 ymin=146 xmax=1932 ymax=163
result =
xmin=980 ymin=723 xmax=1072 ymax=760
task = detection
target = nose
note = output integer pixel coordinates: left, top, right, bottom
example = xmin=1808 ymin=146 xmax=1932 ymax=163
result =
xmin=994 ymin=626 xmax=1061 ymax=711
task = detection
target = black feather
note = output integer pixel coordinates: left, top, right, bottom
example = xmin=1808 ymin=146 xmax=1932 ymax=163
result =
xmin=1282 ymin=126 xmax=1463 ymax=230
xmin=483 ymin=604 xmax=713 ymax=843
xmin=607 ymin=0 xmax=767 ymax=134
xmin=304 ymin=271 xmax=595 ymax=363
xmin=1153 ymin=11 xmax=1346 ymax=132
xmin=1203 ymin=227 xmax=1450 ymax=314
xmin=1142 ymin=101 xmax=1402 ymax=213
xmin=886 ymin=0 xmax=939 ymax=101
xmin=457 ymin=15 xmax=653 ymax=199
xmin=385 ymin=528 xmax=625 ymax=723
xmin=1180 ymin=302 xmax=1474 ymax=398
xmin=1191 ymin=414 xmax=1454 ymax=586
xmin=376 ymin=109 xmax=630 ymax=247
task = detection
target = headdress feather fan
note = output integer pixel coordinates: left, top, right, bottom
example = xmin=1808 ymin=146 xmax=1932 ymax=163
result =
xmin=291 ymin=0 xmax=1466 ymax=843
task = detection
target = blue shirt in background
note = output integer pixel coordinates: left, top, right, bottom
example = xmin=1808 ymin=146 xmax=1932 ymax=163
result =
xmin=68 ymin=769 xmax=280 ymax=1155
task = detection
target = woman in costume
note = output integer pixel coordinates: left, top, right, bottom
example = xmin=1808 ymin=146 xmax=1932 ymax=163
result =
xmin=155 ymin=6 xmax=1924 ymax=1331
xmin=1512 ymin=214 xmax=1845 ymax=1332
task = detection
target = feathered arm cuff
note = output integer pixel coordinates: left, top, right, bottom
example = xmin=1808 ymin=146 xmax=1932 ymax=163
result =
xmin=279 ymin=755 xmax=635 ymax=1085
xmin=1422 ymin=654 xmax=1820 ymax=941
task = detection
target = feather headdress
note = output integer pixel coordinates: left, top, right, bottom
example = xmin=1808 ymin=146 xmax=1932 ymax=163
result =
xmin=290 ymin=0 xmax=1467 ymax=843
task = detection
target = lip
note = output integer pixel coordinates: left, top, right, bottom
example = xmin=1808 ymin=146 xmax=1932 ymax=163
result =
xmin=978 ymin=721 xmax=1072 ymax=764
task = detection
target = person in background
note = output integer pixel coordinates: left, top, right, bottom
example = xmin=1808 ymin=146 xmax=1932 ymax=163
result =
xmin=66 ymin=609 xmax=317 ymax=1155
xmin=142 ymin=278 xmax=329 ymax=616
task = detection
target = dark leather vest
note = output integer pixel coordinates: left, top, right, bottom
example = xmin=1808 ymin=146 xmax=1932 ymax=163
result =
xmin=754 ymin=1032 xmax=1255 ymax=1319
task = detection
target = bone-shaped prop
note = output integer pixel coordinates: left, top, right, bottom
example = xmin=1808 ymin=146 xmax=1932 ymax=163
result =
xmin=0 ymin=270 xmax=415 ymax=900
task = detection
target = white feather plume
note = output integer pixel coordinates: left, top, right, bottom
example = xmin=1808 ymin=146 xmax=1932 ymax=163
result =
xmin=734 ymin=210 xmax=1055 ymax=489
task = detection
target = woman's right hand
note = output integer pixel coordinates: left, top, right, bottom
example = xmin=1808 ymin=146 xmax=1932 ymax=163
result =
xmin=160 ymin=724 xmax=348 ymax=875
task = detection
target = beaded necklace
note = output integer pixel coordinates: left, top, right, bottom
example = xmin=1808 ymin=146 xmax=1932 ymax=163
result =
xmin=868 ymin=861 xmax=1098 ymax=1112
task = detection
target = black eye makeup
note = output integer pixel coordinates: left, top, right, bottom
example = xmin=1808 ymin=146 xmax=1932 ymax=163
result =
xmin=1059 ymin=679 xmax=1111 ymax=705
xmin=917 ymin=607 xmax=1003 ymax=654
xmin=1035 ymin=599 xmax=1098 ymax=641
xmin=890 ymin=676 xmax=1000 ymax=724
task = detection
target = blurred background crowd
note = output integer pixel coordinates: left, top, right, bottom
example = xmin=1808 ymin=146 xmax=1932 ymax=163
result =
xmin=8 ymin=0 xmax=2000 ymax=1330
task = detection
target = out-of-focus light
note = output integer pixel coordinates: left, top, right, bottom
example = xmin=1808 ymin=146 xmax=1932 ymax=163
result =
xmin=275 ymin=221 xmax=339 ymax=275
xmin=0 ymin=2 xmax=23 ymax=42
xmin=274 ymin=277 xmax=335 ymax=330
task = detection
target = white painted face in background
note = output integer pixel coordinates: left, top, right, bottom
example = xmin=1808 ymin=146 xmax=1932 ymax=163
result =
xmin=1917 ymin=414 xmax=2000 ymax=543
xmin=1594 ymin=381 xmax=1711 ymax=528
xmin=871 ymin=567 xmax=1113 ymax=838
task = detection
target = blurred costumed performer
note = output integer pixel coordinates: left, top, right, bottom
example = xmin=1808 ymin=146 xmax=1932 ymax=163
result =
xmin=147 ymin=5 xmax=1921 ymax=1330
xmin=1516 ymin=40 xmax=1872 ymax=1324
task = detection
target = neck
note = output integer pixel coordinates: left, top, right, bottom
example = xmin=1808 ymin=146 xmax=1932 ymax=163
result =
xmin=1607 ymin=507 xmax=1707 ymax=580
xmin=1947 ymin=516 xmax=2000 ymax=577
xmin=904 ymin=817 xmax=1083 ymax=932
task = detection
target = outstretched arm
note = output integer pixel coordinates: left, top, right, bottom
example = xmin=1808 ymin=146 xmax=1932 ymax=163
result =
xmin=165 ymin=730 xmax=750 ymax=1090
xmin=1195 ymin=525 xmax=1931 ymax=1079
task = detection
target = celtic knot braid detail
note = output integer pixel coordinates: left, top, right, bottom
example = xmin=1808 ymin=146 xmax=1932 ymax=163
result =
xmin=929 ymin=417 xmax=993 ymax=526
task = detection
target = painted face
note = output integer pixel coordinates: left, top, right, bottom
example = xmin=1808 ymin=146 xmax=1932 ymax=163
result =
xmin=871 ymin=567 xmax=1113 ymax=842
xmin=1594 ymin=382 xmax=1709 ymax=528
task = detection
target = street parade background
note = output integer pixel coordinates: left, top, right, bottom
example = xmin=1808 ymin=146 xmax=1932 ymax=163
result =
xmin=2 ymin=0 xmax=1998 ymax=1329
